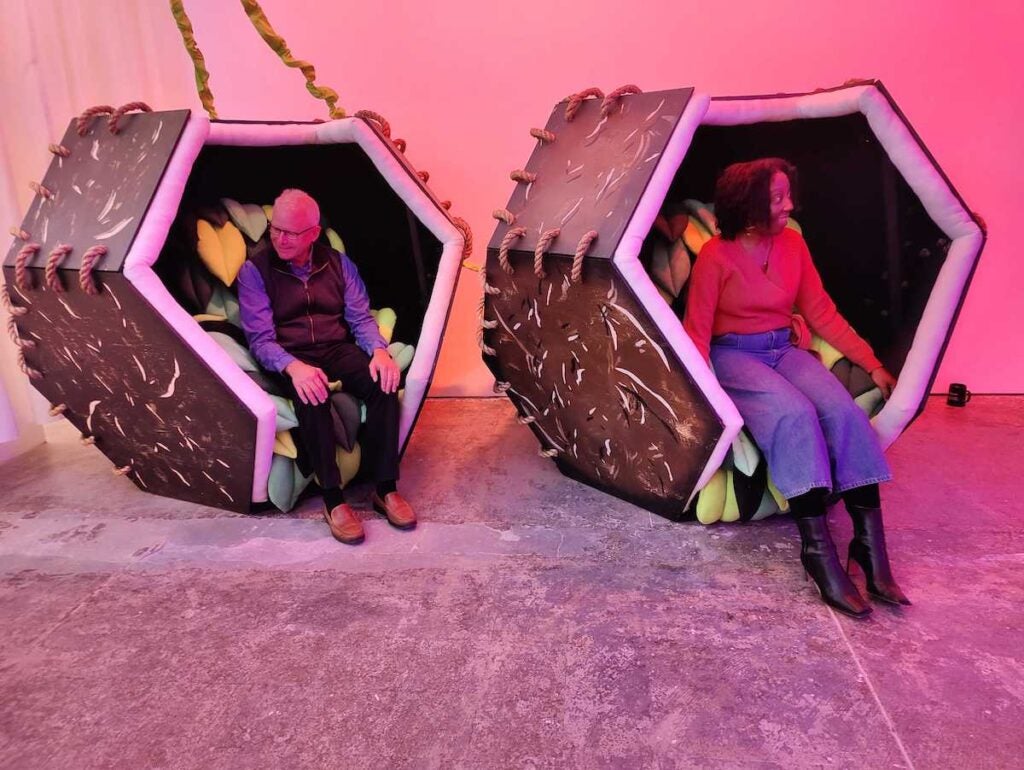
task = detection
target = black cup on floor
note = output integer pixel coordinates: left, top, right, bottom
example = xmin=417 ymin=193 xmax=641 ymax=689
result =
xmin=947 ymin=382 xmax=972 ymax=407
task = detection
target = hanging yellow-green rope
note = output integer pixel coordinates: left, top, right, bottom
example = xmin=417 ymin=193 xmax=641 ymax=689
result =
xmin=170 ymin=0 xmax=218 ymax=119
xmin=239 ymin=0 xmax=346 ymax=119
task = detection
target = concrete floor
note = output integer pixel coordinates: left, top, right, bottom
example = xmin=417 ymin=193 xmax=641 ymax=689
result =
xmin=0 ymin=396 xmax=1021 ymax=769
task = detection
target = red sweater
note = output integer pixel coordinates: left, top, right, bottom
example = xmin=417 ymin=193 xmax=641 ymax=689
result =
xmin=682 ymin=229 xmax=882 ymax=373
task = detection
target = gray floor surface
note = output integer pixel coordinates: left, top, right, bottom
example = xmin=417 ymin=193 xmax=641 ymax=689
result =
xmin=0 ymin=396 xmax=1021 ymax=769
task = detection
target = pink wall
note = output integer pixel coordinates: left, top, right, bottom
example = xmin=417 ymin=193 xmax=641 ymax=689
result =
xmin=33 ymin=1 xmax=1024 ymax=394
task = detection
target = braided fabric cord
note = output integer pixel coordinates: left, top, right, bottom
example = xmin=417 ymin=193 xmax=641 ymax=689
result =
xmin=48 ymin=143 xmax=70 ymax=157
xmin=170 ymin=0 xmax=218 ymax=118
xmin=498 ymin=226 xmax=526 ymax=275
xmin=571 ymin=230 xmax=599 ymax=284
xmin=44 ymin=244 xmax=73 ymax=292
xmin=530 ymin=127 xmax=555 ymax=143
xmin=564 ymin=87 xmax=604 ymax=122
xmin=108 ymin=102 xmax=153 ymax=134
xmin=534 ymin=228 xmax=561 ymax=278
xmin=241 ymin=0 xmax=346 ymax=118
xmin=15 ymin=243 xmax=40 ymax=290
xmin=9 ymin=227 xmax=29 ymax=241
xmin=79 ymin=245 xmax=108 ymax=295
xmin=477 ymin=276 xmax=496 ymax=357
xmin=492 ymin=209 xmax=516 ymax=226
xmin=451 ymin=216 xmax=473 ymax=261
xmin=76 ymin=105 xmax=115 ymax=136
xmin=29 ymin=182 xmax=53 ymax=199
xmin=510 ymin=169 xmax=537 ymax=184
xmin=600 ymin=84 xmax=642 ymax=118
xmin=354 ymin=109 xmax=391 ymax=137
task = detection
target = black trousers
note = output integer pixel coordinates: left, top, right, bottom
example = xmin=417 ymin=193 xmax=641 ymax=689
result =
xmin=285 ymin=341 xmax=400 ymax=490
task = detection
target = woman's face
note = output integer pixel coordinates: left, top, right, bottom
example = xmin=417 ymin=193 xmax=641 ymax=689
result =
xmin=766 ymin=171 xmax=794 ymax=235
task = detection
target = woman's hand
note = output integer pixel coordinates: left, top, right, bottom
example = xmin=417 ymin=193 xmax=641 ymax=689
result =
xmin=285 ymin=360 xmax=329 ymax=405
xmin=369 ymin=348 xmax=400 ymax=394
xmin=870 ymin=366 xmax=897 ymax=400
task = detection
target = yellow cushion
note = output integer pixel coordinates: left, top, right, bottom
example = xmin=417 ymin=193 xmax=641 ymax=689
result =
xmin=326 ymin=227 xmax=346 ymax=254
xmin=273 ymin=430 xmax=297 ymax=458
xmin=196 ymin=219 xmax=247 ymax=286
xmin=335 ymin=442 xmax=362 ymax=487
xmin=695 ymin=468 xmax=727 ymax=524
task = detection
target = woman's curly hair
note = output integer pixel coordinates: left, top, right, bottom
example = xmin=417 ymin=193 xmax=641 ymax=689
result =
xmin=714 ymin=157 xmax=798 ymax=240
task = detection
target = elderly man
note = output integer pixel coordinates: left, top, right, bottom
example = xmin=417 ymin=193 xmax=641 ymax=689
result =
xmin=237 ymin=188 xmax=415 ymax=544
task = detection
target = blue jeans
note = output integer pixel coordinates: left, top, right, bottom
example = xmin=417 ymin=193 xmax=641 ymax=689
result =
xmin=710 ymin=329 xmax=891 ymax=500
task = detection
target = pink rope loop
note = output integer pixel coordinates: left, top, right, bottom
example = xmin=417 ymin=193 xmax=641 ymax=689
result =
xmin=533 ymin=227 xmax=561 ymax=278
xmin=15 ymin=243 xmax=41 ymax=291
xmin=600 ymin=84 xmax=643 ymax=118
xmin=483 ymin=281 xmax=501 ymax=296
xmin=9 ymin=226 xmax=29 ymax=241
xmin=451 ymin=216 xmax=473 ymax=261
xmin=108 ymin=101 xmax=152 ymax=134
xmin=493 ymin=380 xmax=512 ymax=393
xmin=498 ymin=226 xmax=527 ymax=275
xmin=517 ymin=415 xmax=536 ymax=424
xmin=29 ymin=181 xmax=53 ymax=200
xmin=417 ymin=170 xmax=430 ymax=183
xmin=510 ymin=169 xmax=537 ymax=184
xmin=48 ymin=143 xmax=70 ymax=157
xmin=393 ymin=138 xmax=407 ymax=153
xmin=354 ymin=109 xmax=391 ymax=137
xmin=530 ymin=127 xmax=556 ymax=143
xmin=477 ymin=292 xmax=497 ymax=357
xmin=81 ymin=435 xmax=96 ymax=446
xmin=44 ymin=244 xmax=73 ymax=293
xmin=440 ymin=200 xmax=452 ymax=210
xmin=539 ymin=447 xmax=559 ymax=458
xmin=79 ymin=245 xmax=108 ymax=295
xmin=17 ymin=348 xmax=41 ymax=380
xmin=0 ymin=284 xmax=27 ymax=317
xmin=564 ymin=87 xmax=605 ymax=122
xmin=48 ymin=403 xmax=67 ymax=416
xmin=113 ymin=464 xmax=133 ymax=476
xmin=571 ymin=230 xmax=598 ymax=284
xmin=76 ymin=104 xmax=115 ymax=136
xmin=492 ymin=208 xmax=516 ymax=226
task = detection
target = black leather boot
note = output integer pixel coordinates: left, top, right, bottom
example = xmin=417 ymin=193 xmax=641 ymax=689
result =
xmin=846 ymin=504 xmax=911 ymax=605
xmin=796 ymin=515 xmax=872 ymax=618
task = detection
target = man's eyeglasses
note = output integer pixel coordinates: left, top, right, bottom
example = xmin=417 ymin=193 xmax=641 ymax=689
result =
xmin=269 ymin=223 xmax=317 ymax=240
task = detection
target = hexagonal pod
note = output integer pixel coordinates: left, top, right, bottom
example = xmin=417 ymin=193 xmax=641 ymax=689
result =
xmin=483 ymin=81 xmax=984 ymax=521
xmin=3 ymin=107 xmax=465 ymax=512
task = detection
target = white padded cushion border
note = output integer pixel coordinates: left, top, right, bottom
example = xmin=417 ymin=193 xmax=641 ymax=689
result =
xmin=704 ymin=84 xmax=983 ymax=449
xmin=614 ymin=92 xmax=743 ymax=503
xmin=122 ymin=115 xmax=277 ymax=503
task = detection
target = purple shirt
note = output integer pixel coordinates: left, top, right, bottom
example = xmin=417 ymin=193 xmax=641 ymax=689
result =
xmin=237 ymin=249 xmax=388 ymax=373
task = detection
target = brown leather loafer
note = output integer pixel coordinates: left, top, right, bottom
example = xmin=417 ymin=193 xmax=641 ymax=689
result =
xmin=324 ymin=503 xmax=365 ymax=544
xmin=371 ymin=491 xmax=417 ymax=530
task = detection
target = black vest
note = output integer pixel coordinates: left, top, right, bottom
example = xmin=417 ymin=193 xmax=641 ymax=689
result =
xmin=248 ymin=242 xmax=351 ymax=353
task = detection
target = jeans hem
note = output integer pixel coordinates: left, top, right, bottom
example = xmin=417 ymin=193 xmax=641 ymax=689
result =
xmin=778 ymin=480 xmax=833 ymax=500
xmin=834 ymin=475 xmax=893 ymax=494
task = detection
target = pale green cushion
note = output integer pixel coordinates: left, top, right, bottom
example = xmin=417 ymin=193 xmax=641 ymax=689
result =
xmin=268 ymin=454 xmax=312 ymax=512
xmin=207 ymin=331 xmax=258 ymax=373
xmin=221 ymin=198 xmax=268 ymax=242
xmin=268 ymin=394 xmax=299 ymax=431
xmin=206 ymin=285 xmax=241 ymax=326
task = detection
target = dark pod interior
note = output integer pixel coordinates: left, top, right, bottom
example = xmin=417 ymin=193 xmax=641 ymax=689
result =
xmin=155 ymin=141 xmax=444 ymax=346
xmin=645 ymin=113 xmax=948 ymax=377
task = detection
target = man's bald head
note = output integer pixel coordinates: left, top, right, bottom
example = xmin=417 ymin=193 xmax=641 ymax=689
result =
xmin=273 ymin=189 xmax=320 ymax=225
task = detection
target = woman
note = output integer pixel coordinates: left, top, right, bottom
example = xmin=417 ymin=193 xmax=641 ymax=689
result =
xmin=683 ymin=158 xmax=909 ymax=618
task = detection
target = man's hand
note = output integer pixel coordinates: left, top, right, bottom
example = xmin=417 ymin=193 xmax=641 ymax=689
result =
xmin=369 ymin=348 xmax=400 ymax=394
xmin=285 ymin=360 xmax=329 ymax=405
xmin=870 ymin=366 xmax=897 ymax=400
